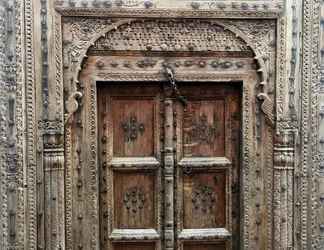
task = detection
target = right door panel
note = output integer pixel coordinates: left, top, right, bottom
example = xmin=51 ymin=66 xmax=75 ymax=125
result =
xmin=176 ymin=83 xmax=241 ymax=250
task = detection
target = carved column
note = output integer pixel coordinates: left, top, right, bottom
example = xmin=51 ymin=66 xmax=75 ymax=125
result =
xmin=318 ymin=0 xmax=324 ymax=247
xmin=42 ymin=122 xmax=65 ymax=250
xmin=273 ymin=131 xmax=295 ymax=250
xmin=164 ymin=98 xmax=175 ymax=250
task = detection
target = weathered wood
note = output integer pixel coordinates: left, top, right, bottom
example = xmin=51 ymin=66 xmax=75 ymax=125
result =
xmin=109 ymin=229 xmax=160 ymax=241
xmin=175 ymin=83 xmax=241 ymax=249
xmin=183 ymin=242 xmax=227 ymax=250
xmin=98 ymin=84 xmax=162 ymax=250
xmin=5 ymin=0 xmax=323 ymax=249
xmin=178 ymin=228 xmax=231 ymax=240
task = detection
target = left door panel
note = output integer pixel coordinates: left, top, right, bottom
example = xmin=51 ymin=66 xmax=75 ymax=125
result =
xmin=98 ymin=84 xmax=163 ymax=250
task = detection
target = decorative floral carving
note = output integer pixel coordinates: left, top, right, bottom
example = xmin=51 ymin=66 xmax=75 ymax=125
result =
xmin=68 ymin=18 xmax=112 ymax=41
xmin=192 ymin=184 xmax=216 ymax=213
xmin=123 ymin=187 xmax=146 ymax=214
xmin=192 ymin=114 xmax=216 ymax=144
xmin=121 ymin=115 xmax=145 ymax=142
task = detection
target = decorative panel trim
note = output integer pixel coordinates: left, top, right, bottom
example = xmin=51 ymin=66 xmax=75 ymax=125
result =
xmin=178 ymin=157 xmax=231 ymax=168
xmin=109 ymin=229 xmax=160 ymax=241
xmin=110 ymin=157 xmax=160 ymax=169
xmin=301 ymin=0 xmax=321 ymax=249
xmin=56 ymin=7 xmax=282 ymax=19
xmin=24 ymin=0 xmax=37 ymax=249
xmin=178 ymin=228 xmax=231 ymax=240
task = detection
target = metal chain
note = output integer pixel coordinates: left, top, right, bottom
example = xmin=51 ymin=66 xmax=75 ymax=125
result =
xmin=162 ymin=63 xmax=187 ymax=106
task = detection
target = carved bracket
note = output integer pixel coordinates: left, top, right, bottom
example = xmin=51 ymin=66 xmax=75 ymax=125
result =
xmin=257 ymin=93 xmax=275 ymax=127
xmin=65 ymin=91 xmax=83 ymax=124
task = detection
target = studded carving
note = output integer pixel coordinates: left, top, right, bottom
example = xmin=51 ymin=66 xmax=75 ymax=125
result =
xmin=192 ymin=184 xmax=216 ymax=214
xmin=123 ymin=187 xmax=146 ymax=214
xmin=88 ymin=20 xmax=253 ymax=54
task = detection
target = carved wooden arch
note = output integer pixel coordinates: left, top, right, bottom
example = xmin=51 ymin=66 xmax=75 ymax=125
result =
xmin=65 ymin=19 xmax=274 ymax=124
xmin=62 ymin=17 xmax=276 ymax=250
xmin=74 ymin=20 xmax=269 ymax=82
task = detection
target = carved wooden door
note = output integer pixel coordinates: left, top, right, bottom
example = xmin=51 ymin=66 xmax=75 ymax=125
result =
xmin=98 ymin=83 xmax=241 ymax=250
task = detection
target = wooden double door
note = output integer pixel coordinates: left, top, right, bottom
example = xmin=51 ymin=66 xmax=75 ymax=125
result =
xmin=97 ymin=82 xmax=241 ymax=250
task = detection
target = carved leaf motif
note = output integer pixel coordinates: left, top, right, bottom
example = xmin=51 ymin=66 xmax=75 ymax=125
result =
xmin=64 ymin=18 xmax=114 ymax=64
xmin=69 ymin=18 xmax=112 ymax=41
xmin=222 ymin=20 xmax=276 ymax=58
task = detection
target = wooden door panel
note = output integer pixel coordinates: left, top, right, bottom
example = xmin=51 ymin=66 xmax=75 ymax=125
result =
xmin=176 ymin=83 xmax=241 ymax=249
xmin=113 ymin=242 xmax=156 ymax=250
xmin=184 ymin=242 xmax=226 ymax=250
xmin=183 ymin=171 xmax=226 ymax=229
xmin=112 ymin=98 xmax=155 ymax=157
xmin=114 ymin=171 xmax=156 ymax=229
xmin=99 ymin=82 xmax=241 ymax=250
xmin=98 ymin=84 xmax=162 ymax=250
xmin=183 ymin=100 xmax=225 ymax=157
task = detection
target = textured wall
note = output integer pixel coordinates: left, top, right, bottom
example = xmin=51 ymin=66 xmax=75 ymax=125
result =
xmin=0 ymin=0 xmax=323 ymax=249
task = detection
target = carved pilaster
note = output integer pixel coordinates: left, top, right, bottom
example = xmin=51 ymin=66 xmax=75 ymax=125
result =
xmin=273 ymin=131 xmax=295 ymax=250
xmin=164 ymin=98 xmax=174 ymax=250
xmin=40 ymin=120 xmax=65 ymax=250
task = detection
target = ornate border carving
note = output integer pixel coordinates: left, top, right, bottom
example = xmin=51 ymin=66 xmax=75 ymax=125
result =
xmin=5 ymin=0 xmax=318 ymax=248
xmin=24 ymin=0 xmax=37 ymax=249
xmin=301 ymin=0 xmax=321 ymax=249
xmin=56 ymin=7 xmax=282 ymax=19
xmin=15 ymin=0 xmax=26 ymax=248
xmin=56 ymin=8 xmax=284 ymax=250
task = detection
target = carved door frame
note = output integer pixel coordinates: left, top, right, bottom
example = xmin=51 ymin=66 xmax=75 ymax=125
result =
xmin=47 ymin=8 xmax=292 ymax=250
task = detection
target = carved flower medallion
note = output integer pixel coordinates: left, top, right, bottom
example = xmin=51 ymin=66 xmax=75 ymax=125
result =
xmin=192 ymin=184 xmax=216 ymax=214
xmin=192 ymin=114 xmax=216 ymax=144
xmin=121 ymin=115 xmax=145 ymax=142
